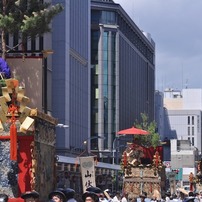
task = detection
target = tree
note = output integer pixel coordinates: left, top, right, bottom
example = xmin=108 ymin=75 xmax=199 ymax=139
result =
xmin=0 ymin=0 xmax=63 ymax=59
xmin=134 ymin=112 xmax=160 ymax=148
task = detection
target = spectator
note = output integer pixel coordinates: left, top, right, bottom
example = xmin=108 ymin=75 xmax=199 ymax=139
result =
xmin=82 ymin=192 xmax=99 ymax=202
xmin=49 ymin=190 xmax=66 ymax=202
xmin=21 ymin=190 xmax=40 ymax=202
xmin=0 ymin=194 xmax=8 ymax=202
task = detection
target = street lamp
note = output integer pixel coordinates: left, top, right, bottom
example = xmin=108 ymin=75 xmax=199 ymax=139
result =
xmin=112 ymin=135 xmax=125 ymax=192
xmin=56 ymin=123 xmax=69 ymax=128
xmin=112 ymin=135 xmax=125 ymax=164
xmin=83 ymin=135 xmax=105 ymax=155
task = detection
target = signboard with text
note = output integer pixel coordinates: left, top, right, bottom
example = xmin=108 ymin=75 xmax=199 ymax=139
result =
xmin=80 ymin=156 xmax=96 ymax=192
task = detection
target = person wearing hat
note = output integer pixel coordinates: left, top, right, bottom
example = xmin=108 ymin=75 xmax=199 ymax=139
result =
xmin=61 ymin=188 xmax=77 ymax=202
xmin=82 ymin=192 xmax=99 ymax=202
xmin=21 ymin=190 xmax=40 ymax=202
xmin=86 ymin=186 xmax=108 ymax=202
xmin=139 ymin=192 xmax=147 ymax=202
xmin=0 ymin=194 xmax=8 ymax=202
xmin=86 ymin=187 xmax=102 ymax=195
xmin=49 ymin=190 xmax=66 ymax=202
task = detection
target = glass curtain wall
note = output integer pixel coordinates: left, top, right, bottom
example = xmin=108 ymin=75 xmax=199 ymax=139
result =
xmin=91 ymin=10 xmax=117 ymax=153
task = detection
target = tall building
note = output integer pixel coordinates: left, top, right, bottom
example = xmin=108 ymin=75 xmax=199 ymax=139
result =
xmin=91 ymin=0 xmax=155 ymax=154
xmin=52 ymin=0 xmax=91 ymax=154
xmin=155 ymin=90 xmax=164 ymax=138
xmin=52 ymin=0 xmax=155 ymax=158
xmin=164 ymin=88 xmax=202 ymax=155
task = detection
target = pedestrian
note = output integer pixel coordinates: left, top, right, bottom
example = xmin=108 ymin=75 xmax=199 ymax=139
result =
xmin=82 ymin=192 xmax=99 ymax=202
xmin=49 ymin=190 xmax=66 ymax=202
xmin=62 ymin=188 xmax=77 ymax=202
xmin=86 ymin=186 xmax=108 ymax=202
xmin=199 ymin=191 xmax=202 ymax=202
xmin=21 ymin=190 xmax=40 ymax=202
xmin=194 ymin=192 xmax=200 ymax=202
xmin=63 ymin=172 xmax=71 ymax=188
xmin=178 ymin=188 xmax=188 ymax=201
xmin=0 ymin=194 xmax=8 ymax=202
xmin=151 ymin=189 xmax=161 ymax=202
xmin=112 ymin=191 xmax=121 ymax=202
xmin=121 ymin=193 xmax=128 ymax=202
xmin=165 ymin=192 xmax=171 ymax=202
xmin=139 ymin=192 xmax=147 ymax=202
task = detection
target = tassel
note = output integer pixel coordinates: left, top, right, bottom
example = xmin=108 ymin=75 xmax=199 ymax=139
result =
xmin=190 ymin=183 xmax=193 ymax=192
xmin=10 ymin=119 xmax=17 ymax=161
xmin=123 ymin=151 xmax=127 ymax=167
xmin=155 ymin=151 xmax=159 ymax=167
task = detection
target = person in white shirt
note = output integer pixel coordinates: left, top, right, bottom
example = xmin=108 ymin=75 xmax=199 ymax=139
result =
xmin=112 ymin=192 xmax=121 ymax=202
xmin=121 ymin=193 xmax=128 ymax=202
xmin=165 ymin=192 xmax=171 ymax=202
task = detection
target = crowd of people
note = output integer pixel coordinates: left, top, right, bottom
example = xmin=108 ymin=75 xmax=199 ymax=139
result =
xmin=1 ymin=186 xmax=202 ymax=202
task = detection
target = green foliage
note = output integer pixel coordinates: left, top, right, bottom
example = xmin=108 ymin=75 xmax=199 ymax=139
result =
xmin=134 ymin=112 xmax=160 ymax=148
xmin=0 ymin=13 xmax=15 ymax=31
xmin=0 ymin=0 xmax=64 ymax=58
xmin=21 ymin=4 xmax=64 ymax=37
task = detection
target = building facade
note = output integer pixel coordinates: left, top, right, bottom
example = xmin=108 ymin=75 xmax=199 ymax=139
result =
xmin=90 ymin=0 xmax=155 ymax=154
xmin=164 ymin=88 xmax=202 ymax=155
xmin=155 ymin=90 xmax=164 ymax=138
xmin=170 ymin=139 xmax=198 ymax=186
xmin=52 ymin=0 xmax=155 ymax=160
xmin=52 ymin=0 xmax=91 ymax=154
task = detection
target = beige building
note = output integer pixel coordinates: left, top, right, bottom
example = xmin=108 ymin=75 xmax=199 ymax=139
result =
xmin=170 ymin=139 xmax=198 ymax=186
xmin=164 ymin=88 xmax=202 ymax=154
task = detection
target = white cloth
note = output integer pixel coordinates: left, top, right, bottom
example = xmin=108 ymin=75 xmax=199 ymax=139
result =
xmin=113 ymin=196 xmax=121 ymax=202
xmin=100 ymin=198 xmax=109 ymax=202
xmin=165 ymin=197 xmax=170 ymax=202
xmin=121 ymin=197 xmax=128 ymax=202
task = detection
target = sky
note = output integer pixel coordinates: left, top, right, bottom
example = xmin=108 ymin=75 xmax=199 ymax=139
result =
xmin=114 ymin=0 xmax=202 ymax=91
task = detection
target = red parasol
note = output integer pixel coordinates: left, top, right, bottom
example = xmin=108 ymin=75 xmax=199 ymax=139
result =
xmin=117 ymin=126 xmax=149 ymax=135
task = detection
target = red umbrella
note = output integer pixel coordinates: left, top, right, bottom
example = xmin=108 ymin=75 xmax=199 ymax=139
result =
xmin=117 ymin=126 xmax=149 ymax=135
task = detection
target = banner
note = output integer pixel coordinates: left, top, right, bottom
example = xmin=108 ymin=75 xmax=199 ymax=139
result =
xmin=79 ymin=156 xmax=96 ymax=192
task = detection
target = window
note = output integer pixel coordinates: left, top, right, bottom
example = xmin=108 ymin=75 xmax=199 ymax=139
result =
xmin=95 ymin=88 xmax=99 ymax=99
xmin=192 ymin=127 xmax=194 ymax=136
xmin=188 ymin=127 xmax=190 ymax=136
xmin=192 ymin=116 xmax=194 ymax=125
xmin=188 ymin=116 xmax=190 ymax=125
xmin=101 ymin=11 xmax=116 ymax=24
xmin=192 ymin=137 xmax=194 ymax=145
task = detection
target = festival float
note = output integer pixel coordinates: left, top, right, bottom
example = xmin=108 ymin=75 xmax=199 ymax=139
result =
xmin=119 ymin=127 xmax=166 ymax=199
xmin=0 ymin=58 xmax=57 ymax=202
xmin=192 ymin=159 xmax=202 ymax=192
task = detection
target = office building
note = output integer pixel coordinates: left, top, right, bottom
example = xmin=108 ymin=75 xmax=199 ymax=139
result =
xmin=90 ymin=0 xmax=155 ymax=155
xmin=52 ymin=0 xmax=91 ymax=154
xmin=52 ymin=0 xmax=155 ymax=159
xmin=164 ymin=88 xmax=202 ymax=155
